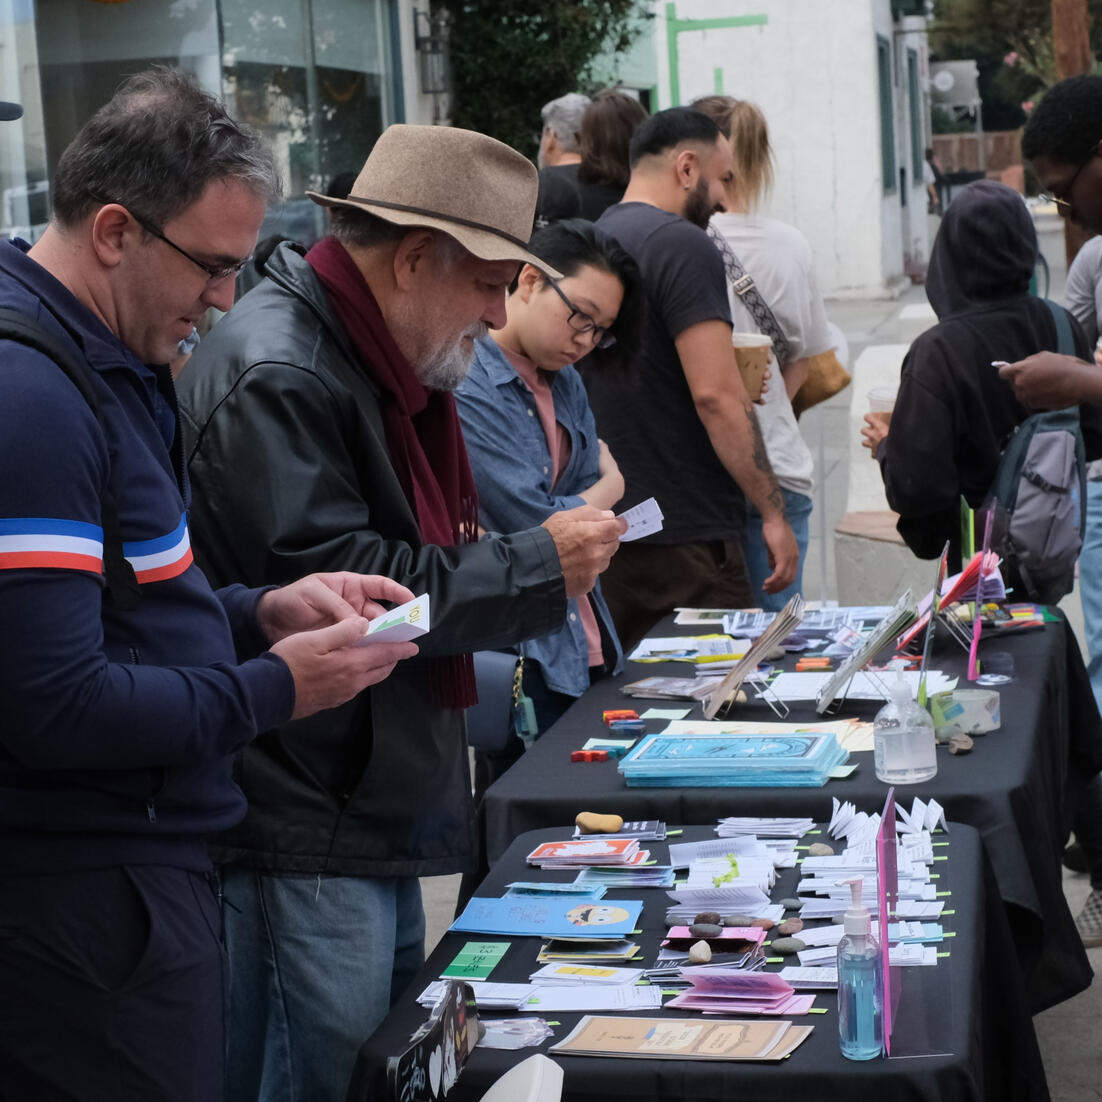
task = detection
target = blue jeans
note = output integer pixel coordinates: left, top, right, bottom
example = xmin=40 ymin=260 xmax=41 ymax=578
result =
xmin=743 ymin=488 xmax=813 ymax=612
xmin=1081 ymin=480 xmax=1102 ymax=713
xmin=222 ymin=868 xmax=425 ymax=1102
xmin=1075 ymin=479 xmax=1102 ymax=889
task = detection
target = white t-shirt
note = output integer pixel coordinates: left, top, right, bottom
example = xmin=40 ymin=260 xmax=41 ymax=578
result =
xmin=709 ymin=211 xmax=833 ymax=497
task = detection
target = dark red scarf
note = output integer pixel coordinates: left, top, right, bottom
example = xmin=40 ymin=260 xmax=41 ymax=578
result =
xmin=306 ymin=235 xmax=479 ymax=708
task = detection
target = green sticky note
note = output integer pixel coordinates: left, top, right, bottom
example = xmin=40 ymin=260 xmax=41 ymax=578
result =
xmin=546 ymin=1021 xmax=561 ymax=1026
xmin=937 ymin=951 xmax=951 ymax=958
xmin=766 ymin=956 xmax=784 ymax=964
xmin=807 ymin=829 xmax=822 ymax=835
xmin=942 ymin=908 xmax=956 ymax=916
xmin=666 ymin=828 xmax=684 ymax=837
xmin=943 ymin=931 xmax=957 ymax=938
xmin=933 ymin=841 xmax=950 ymax=847
xmin=440 ymin=940 xmax=510 ymax=981
xmin=808 ymin=1007 xmax=829 ymax=1015
xmin=661 ymin=988 xmax=680 ymax=996
xmin=933 ymin=855 xmax=948 ymax=862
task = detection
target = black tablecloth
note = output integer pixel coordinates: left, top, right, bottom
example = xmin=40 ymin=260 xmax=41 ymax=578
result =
xmin=349 ymin=824 xmax=1047 ymax=1102
xmin=482 ymin=615 xmax=1102 ymax=1012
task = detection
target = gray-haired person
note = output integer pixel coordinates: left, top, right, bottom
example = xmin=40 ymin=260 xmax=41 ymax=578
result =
xmin=538 ymin=90 xmax=590 ymax=168
xmin=0 ymin=68 xmax=418 ymax=1100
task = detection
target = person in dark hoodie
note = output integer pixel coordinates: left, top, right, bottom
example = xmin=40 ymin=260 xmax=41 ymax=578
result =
xmin=861 ymin=178 xmax=1102 ymax=571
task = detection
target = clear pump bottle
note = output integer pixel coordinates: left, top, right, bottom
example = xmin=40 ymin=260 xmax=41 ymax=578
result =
xmin=837 ymin=877 xmax=884 ymax=1061
xmin=873 ymin=675 xmax=937 ymax=784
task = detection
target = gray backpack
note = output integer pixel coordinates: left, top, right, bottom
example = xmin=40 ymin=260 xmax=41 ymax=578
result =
xmin=985 ymin=300 xmax=1085 ymax=604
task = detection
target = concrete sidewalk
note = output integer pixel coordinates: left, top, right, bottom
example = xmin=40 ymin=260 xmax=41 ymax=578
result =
xmin=420 ymin=210 xmax=1099 ymax=1098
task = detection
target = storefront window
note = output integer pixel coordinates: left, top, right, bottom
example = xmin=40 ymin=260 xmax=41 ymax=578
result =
xmin=0 ymin=0 xmax=395 ymax=246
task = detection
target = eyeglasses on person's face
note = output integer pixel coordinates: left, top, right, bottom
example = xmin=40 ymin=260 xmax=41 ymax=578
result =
xmin=89 ymin=194 xmax=253 ymax=282
xmin=545 ymin=278 xmax=617 ymax=350
xmin=1039 ymin=141 xmax=1101 ymax=212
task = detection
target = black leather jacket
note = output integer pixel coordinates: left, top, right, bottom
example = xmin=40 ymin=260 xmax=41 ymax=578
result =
xmin=178 ymin=243 xmax=566 ymax=876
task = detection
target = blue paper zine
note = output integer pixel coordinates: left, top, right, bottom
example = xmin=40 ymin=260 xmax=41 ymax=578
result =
xmin=450 ymin=896 xmax=643 ymax=939
xmin=618 ymin=731 xmax=848 ymax=787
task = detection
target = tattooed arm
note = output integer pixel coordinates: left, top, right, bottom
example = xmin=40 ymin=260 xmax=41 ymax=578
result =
xmin=675 ymin=320 xmax=799 ymax=593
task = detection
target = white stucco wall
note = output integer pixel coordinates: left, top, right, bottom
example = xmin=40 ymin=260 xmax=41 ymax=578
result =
xmin=654 ymin=0 xmax=929 ymax=297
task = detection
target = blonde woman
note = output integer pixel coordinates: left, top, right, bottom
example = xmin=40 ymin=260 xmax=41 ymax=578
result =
xmin=693 ymin=95 xmax=833 ymax=609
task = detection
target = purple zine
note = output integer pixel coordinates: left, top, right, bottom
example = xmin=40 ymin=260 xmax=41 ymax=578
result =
xmin=876 ymin=787 xmax=900 ymax=1053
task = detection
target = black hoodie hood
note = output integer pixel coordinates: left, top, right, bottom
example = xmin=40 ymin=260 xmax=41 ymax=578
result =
xmin=925 ymin=179 xmax=1038 ymax=319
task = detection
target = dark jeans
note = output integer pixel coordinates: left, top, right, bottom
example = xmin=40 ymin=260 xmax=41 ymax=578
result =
xmin=599 ymin=538 xmax=753 ymax=655
xmin=0 ymin=865 xmax=226 ymax=1102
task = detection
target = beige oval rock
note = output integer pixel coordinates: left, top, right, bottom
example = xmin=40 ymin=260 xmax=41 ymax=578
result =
xmin=688 ymin=939 xmax=712 ymax=964
xmin=808 ymin=842 xmax=834 ymax=857
xmin=575 ymin=812 xmax=624 ymax=835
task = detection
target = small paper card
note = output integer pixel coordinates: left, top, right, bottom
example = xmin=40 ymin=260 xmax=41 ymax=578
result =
xmin=356 ymin=593 xmax=430 ymax=644
xmin=440 ymin=941 xmax=510 ymax=981
xmin=618 ymin=497 xmax=664 ymax=541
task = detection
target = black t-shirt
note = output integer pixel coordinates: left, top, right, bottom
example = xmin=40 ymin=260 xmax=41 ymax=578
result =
xmin=586 ymin=202 xmax=743 ymax=543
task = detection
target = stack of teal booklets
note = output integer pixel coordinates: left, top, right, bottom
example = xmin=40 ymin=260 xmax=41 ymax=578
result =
xmin=617 ymin=731 xmax=848 ymax=788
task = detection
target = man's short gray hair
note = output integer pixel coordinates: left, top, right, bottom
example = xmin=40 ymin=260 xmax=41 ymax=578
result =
xmin=52 ymin=67 xmax=278 ymax=230
xmin=540 ymin=93 xmax=591 ymax=154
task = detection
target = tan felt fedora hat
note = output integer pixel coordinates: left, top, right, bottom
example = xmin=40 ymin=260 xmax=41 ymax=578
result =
xmin=307 ymin=124 xmax=560 ymax=277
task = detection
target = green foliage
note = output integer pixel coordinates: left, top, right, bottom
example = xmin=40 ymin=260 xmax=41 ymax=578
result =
xmin=928 ymin=0 xmax=1102 ymax=129
xmin=438 ymin=0 xmax=650 ymax=160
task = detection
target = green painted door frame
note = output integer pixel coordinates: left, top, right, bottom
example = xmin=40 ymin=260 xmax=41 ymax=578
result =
xmin=664 ymin=3 xmax=767 ymax=107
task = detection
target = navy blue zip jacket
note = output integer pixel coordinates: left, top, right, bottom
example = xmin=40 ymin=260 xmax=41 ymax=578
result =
xmin=0 ymin=239 xmax=294 ymax=874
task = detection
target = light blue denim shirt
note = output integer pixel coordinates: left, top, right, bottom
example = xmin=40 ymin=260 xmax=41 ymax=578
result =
xmin=455 ymin=336 xmax=623 ymax=696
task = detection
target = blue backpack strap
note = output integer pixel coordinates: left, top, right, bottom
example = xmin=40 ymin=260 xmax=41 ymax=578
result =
xmin=1042 ymin=297 xmax=1077 ymax=356
xmin=0 ymin=308 xmax=141 ymax=609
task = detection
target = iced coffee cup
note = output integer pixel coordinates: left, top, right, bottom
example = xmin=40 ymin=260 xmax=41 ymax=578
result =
xmin=867 ymin=386 xmax=897 ymax=414
xmin=731 ymin=333 xmax=772 ymax=400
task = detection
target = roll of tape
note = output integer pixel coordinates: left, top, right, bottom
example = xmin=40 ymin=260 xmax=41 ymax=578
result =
xmin=932 ymin=688 xmax=1001 ymax=734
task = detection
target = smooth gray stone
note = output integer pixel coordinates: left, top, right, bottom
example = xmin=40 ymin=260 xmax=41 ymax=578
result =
xmin=779 ymin=898 xmax=802 ymax=911
xmin=771 ymin=936 xmax=807 ymax=955
xmin=688 ymin=922 xmax=723 ymax=939
xmin=723 ymin=914 xmax=756 ymax=927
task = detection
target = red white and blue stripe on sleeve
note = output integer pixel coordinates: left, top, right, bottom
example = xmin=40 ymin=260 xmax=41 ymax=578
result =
xmin=0 ymin=512 xmax=193 ymax=583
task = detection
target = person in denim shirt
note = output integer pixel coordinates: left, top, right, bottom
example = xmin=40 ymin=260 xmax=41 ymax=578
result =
xmin=457 ymin=220 xmax=644 ymax=778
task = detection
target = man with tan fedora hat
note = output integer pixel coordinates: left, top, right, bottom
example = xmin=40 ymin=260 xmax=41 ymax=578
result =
xmin=178 ymin=123 xmax=626 ymax=1102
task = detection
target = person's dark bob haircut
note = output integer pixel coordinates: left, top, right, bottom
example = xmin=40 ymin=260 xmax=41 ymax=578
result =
xmin=577 ymin=90 xmax=649 ymax=190
xmin=628 ymin=107 xmax=721 ymax=168
xmin=1023 ymin=74 xmax=1102 ymax=165
xmin=518 ymin=218 xmax=644 ymax=376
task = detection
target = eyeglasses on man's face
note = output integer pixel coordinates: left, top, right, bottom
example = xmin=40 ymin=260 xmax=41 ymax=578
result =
xmin=89 ymin=194 xmax=253 ymax=282
xmin=545 ymin=278 xmax=617 ymax=350
xmin=132 ymin=215 xmax=253 ymax=283
xmin=1039 ymin=141 xmax=1101 ymax=211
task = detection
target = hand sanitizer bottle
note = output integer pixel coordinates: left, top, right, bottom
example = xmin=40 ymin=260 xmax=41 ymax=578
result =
xmin=873 ymin=675 xmax=937 ymax=784
xmin=837 ymin=877 xmax=884 ymax=1061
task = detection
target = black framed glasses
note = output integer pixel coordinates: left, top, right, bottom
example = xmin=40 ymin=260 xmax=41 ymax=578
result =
xmin=546 ymin=279 xmax=617 ymax=349
xmin=88 ymin=194 xmax=253 ymax=282
xmin=1039 ymin=141 xmax=1100 ymax=211
xmin=133 ymin=215 xmax=253 ymax=282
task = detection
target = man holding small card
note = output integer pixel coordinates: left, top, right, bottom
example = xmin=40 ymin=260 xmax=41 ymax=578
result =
xmin=179 ymin=125 xmax=626 ymax=1101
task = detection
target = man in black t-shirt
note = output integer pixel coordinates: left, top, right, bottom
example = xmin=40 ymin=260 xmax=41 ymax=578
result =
xmin=586 ymin=108 xmax=797 ymax=650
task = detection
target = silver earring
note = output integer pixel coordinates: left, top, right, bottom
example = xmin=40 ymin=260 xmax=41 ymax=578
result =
xmin=683 ymin=183 xmax=691 ymax=191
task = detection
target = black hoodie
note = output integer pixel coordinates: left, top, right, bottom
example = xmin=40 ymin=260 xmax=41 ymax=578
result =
xmin=878 ymin=179 xmax=1102 ymax=564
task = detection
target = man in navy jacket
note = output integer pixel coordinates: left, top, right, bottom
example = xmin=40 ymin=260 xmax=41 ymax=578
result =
xmin=0 ymin=69 xmax=417 ymax=1101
